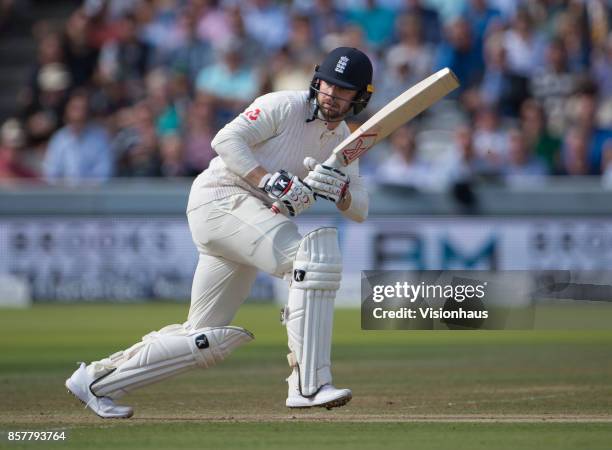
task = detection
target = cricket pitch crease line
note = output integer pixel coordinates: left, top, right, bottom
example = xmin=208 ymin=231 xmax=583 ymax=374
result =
xmin=127 ymin=415 xmax=612 ymax=424
xmin=3 ymin=415 xmax=612 ymax=425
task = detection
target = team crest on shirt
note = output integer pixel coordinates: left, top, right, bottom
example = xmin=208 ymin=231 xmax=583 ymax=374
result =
xmin=335 ymin=56 xmax=349 ymax=73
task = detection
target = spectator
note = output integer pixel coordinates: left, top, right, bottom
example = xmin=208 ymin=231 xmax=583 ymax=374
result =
xmin=436 ymin=18 xmax=484 ymax=92
xmin=473 ymin=107 xmax=508 ymax=167
xmin=328 ymin=25 xmax=379 ymax=76
xmin=63 ymin=9 xmax=99 ymax=88
xmin=140 ymin=0 xmax=184 ymax=65
xmin=345 ymin=0 xmax=396 ymax=50
xmin=98 ymin=13 xmax=153 ymax=101
xmin=478 ymin=33 xmax=530 ymax=117
xmin=554 ymin=9 xmax=590 ymax=73
xmin=195 ymin=0 xmax=232 ymax=45
xmin=114 ymin=101 xmax=161 ymax=177
xmin=183 ymin=95 xmax=216 ymax=175
xmin=146 ymin=69 xmax=182 ymax=136
xmin=566 ymin=83 xmax=612 ymax=173
xmin=386 ymin=13 xmax=434 ymax=83
xmin=25 ymin=63 xmax=72 ymax=145
xmin=88 ymin=69 xmax=132 ymax=121
xmin=268 ymin=47 xmax=314 ymax=92
xmin=503 ymin=128 xmax=548 ymax=182
xmin=601 ymin=144 xmax=612 ymax=188
xmin=83 ymin=0 xmax=141 ymax=22
xmin=400 ymin=0 xmax=441 ymax=44
xmin=530 ymin=38 xmax=578 ymax=136
xmin=23 ymin=32 xmax=66 ymax=106
xmin=444 ymin=125 xmax=498 ymax=183
xmin=595 ymin=37 xmax=611 ymax=87
xmin=241 ymin=0 xmax=289 ymax=52
xmin=369 ymin=55 xmax=412 ymax=112
xmin=9 ymin=0 xmax=611 ymax=185
xmin=520 ymin=98 xmax=562 ymax=173
xmin=196 ymin=38 xmax=260 ymax=121
xmin=375 ymin=125 xmax=435 ymax=190
xmin=286 ymin=15 xmax=320 ymax=64
xmin=463 ymin=0 xmax=502 ymax=51
xmin=20 ymin=32 xmax=68 ymax=136
xmin=225 ymin=5 xmax=265 ymax=67
xmin=299 ymin=0 xmax=345 ymax=44
xmin=43 ymin=91 xmax=113 ymax=184
xmin=561 ymin=125 xmax=591 ymax=176
xmin=170 ymin=6 xmax=213 ymax=84
xmin=159 ymin=132 xmax=187 ymax=177
xmin=591 ymin=33 xmax=612 ymax=124
xmin=502 ymin=8 xmax=546 ymax=77
xmin=0 ymin=119 xmax=37 ymax=180
xmin=85 ymin=0 xmax=139 ymax=49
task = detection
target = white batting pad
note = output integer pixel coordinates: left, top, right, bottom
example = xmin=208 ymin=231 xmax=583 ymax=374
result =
xmin=285 ymin=227 xmax=342 ymax=397
xmin=88 ymin=324 xmax=253 ymax=399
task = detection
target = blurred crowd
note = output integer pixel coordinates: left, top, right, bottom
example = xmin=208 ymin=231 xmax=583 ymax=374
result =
xmin=0 ymin=0 xmax=611 ymax=189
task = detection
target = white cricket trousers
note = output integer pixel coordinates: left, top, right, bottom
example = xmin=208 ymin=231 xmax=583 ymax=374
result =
xmin=186 ymin=194 xmax=302 ymax=328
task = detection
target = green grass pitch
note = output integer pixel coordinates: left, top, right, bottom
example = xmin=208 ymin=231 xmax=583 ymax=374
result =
xmin=1 ymin=303 xmax=612 ymax=449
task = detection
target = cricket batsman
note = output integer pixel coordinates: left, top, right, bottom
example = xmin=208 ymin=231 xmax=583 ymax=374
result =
xmin=65 ymin=47 xmax=373 ymax=418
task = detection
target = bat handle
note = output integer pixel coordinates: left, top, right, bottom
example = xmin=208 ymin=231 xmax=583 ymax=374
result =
xmin=322 ymin=153 xmax=344 ymax=169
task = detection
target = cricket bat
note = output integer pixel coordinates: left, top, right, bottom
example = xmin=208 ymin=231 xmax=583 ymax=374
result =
xmin=325 ymin=67 xmax=459 ymax=169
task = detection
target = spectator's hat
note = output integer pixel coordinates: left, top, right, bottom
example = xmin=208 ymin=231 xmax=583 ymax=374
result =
xmin=1 ymin=119 xmax=25 ymax=148
xmin=38 ymin=63 xmax=71 ymax=92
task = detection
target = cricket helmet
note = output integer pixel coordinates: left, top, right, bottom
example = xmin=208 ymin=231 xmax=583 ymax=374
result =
xmin=309 ymin=47 xmax=374 ymax=115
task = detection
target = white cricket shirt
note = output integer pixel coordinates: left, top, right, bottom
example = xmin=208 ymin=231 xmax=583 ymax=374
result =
xmin=188 ymin=90 xmax=368 ymax=222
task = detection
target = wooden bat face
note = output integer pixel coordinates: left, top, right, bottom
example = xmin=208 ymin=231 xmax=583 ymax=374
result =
xmin=331 ymin=68 xmax=460 ymax=168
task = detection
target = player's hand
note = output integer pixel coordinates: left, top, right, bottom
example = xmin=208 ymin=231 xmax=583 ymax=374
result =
xmin=260 ymin=170 xmax=315 ymax=217
xmin=303 ymin=157 xmax=350 ymax=203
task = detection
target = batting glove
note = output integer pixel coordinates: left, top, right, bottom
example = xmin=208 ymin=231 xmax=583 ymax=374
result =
xmin=303 ymin=157 xmax=350 ymax=203
xmin=259 ymin=170 xmax=315 ymax=217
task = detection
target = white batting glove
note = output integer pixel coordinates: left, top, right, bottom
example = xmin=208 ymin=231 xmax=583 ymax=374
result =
xmin=303 ymin=157 xmax=350 ymax=203
xmin=259 ymin=170 xmax=315 ymax=217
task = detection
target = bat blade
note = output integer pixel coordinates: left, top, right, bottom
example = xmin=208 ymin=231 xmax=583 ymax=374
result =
xmin=328 ymin=67 xmax=459 ymax=167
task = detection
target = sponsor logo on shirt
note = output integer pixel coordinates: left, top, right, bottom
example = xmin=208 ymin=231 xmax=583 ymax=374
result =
xmin=244 ymin=108 xmax=261 ymax=121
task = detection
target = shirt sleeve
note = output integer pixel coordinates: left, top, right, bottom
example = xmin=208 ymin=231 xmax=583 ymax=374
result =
xmin=210 ymin=92 xmax=293 ymax=178
xmin=341 ymin=160 xmax=369 ymax=223
xmin=90 ymin=129 xmax=113 ymax=180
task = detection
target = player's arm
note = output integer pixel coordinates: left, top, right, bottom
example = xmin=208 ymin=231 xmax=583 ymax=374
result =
xmin=336 ymin=161 xmax=368 ymax=223
xmin=211 ymin=94 xmax=287 ymax=181
xmin=212 ymin=94 xmax=314 ymax=217
xmin=244 ymin=166 xmax=268 ymax=187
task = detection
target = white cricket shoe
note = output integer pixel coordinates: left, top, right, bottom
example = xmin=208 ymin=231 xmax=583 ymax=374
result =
xmin=65 ymin=362 xmax=133 ymax=419
xmin=285 ymin=371 xmax=352 ymax=409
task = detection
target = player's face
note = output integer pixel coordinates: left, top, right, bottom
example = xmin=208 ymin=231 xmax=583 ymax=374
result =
xmin=317 ymin=80 xmax=356 ymax=120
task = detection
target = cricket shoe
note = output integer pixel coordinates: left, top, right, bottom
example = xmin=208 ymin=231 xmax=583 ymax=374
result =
xmin=285 ymin=371 xmax=352 ymax=409
xmin=65 ymin=362 xmax=133 ymax=419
